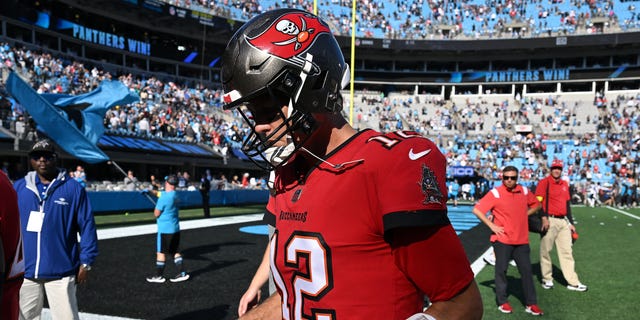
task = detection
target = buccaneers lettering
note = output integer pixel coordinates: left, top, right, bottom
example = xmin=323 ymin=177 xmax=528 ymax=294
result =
xmin=279 ymin=210 xmax=307 ymax=222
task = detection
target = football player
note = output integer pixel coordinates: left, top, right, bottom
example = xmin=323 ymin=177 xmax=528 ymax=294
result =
xmin=222 ymin=9 xmax=482 ymax=320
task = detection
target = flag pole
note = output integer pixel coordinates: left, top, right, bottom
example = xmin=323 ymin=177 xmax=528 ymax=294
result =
xmin=108 ymin=160 xmax=157 ymax=205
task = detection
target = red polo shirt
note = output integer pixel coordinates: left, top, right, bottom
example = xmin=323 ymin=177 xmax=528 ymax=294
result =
xmin=475 ymin=184 xmax=539 ymax=245
xmin=535 ymin=176 xmax=570 ymax=216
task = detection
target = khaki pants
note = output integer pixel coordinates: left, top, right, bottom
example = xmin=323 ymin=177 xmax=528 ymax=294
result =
xmin=19 ymin=276 xmax=79 ymax=320
xmin=539 ymin=217 xmax=581 ymax=286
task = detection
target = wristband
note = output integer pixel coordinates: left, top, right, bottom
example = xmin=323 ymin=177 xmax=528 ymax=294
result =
xmin=406 ymin=313 xmax=437 ymax=320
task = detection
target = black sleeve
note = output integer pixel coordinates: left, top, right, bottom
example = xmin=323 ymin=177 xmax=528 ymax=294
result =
xmin=566 ymin=200 xmax=574 ymax=224
xmin=382 ymin=209 xmax=450 ymax=234
xmin=263 ymin=210 xmax=276 ymax=227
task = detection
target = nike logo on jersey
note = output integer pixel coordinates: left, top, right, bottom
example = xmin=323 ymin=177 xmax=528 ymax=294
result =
xmin=409 ymin=148 xmax=432 ymax=160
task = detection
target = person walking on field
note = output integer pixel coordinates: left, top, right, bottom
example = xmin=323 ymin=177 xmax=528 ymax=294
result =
xmin=146 ymin=175 xmax=189 ymax=283
xmin=472 ymin=166 xmax=544 ymax=316
xmin=221 ymin=9 xmax=482 ymax=319
xmin=535 ymin=159 xmax=588 ymax=292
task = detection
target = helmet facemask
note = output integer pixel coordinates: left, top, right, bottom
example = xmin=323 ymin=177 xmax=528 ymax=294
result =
xmin=233 ymin=70 xmax=317 ymax=171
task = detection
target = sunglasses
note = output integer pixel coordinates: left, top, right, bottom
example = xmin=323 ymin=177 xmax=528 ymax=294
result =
xmin=30 ymin=153 xmax=55 ymax=161
xmin=502 ymin=176 xmax=518 ymax=181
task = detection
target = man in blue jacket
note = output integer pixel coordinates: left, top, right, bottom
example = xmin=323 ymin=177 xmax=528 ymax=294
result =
xmin=14 ymin=139 xmax=98 ymax=320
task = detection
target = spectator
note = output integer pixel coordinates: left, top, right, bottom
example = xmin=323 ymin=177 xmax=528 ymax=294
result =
xmin=73 ymin=165 xmax=86 ymax=188
xmin=149 ymin=174 xmax=162 ymax=191
xmin=241 ymin=172 xmax=250 ymax=188
xmin=124 ymin=170 xmax=138 ymax=191
xmin=14 ymin=139 xmax=98 ymax=320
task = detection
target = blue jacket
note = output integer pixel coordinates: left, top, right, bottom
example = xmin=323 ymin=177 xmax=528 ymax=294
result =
xmin=14 ymin=169 xmax=98 ymax=279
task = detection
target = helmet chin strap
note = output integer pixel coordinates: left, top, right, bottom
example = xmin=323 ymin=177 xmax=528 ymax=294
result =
xmin=300 ymin=147 xmax=364 ymax=172
xmin=288 ymin=53 xmax=365 ymax=172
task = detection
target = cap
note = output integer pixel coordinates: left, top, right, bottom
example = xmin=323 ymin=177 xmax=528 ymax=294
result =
xmin=165 ymin=174 xmax=178 ymax=186
xmin=551 ymin=159 xmax=563 ymax=169
xmin=28 ymin=139 xmax=57 ymax=156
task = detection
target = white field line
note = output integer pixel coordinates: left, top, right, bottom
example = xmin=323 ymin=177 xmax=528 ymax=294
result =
xmin=97 ymin=214 xmax=264 ymax=240
xmin=605 ymin=206 xmax=640 ymax=220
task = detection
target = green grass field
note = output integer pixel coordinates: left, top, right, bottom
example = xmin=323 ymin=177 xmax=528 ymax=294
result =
xmin=476 ymin=206 xmax=640 ymax=319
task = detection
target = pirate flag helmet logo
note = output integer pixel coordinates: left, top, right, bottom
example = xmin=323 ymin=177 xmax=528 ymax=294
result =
xmin=247 ymin=12 xmax=331 ymax=60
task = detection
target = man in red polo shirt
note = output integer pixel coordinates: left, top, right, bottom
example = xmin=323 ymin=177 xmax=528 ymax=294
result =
xmin=535 ymin=159 xmax=588 ymax=292
xmin=473 ymin=166 xmax=543 ymax=316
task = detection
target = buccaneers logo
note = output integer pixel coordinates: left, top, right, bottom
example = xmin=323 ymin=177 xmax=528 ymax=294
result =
xmin=420 ymin=164 xmax=443 ymax=204
xmin=248 ymin=12 xmax=330 ymax=59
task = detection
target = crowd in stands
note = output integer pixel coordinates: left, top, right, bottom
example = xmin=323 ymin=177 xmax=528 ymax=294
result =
xmin=80 ymin=168 xmax=268 ymax=192
xmin=161 ymin=0 xmax=640 ymax=39
xmin=1 ymin=41 xmax=639 ymax=207
xmin=0 ymin=42 xmax=252 ymax=158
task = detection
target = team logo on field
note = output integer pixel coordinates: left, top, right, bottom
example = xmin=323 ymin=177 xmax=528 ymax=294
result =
xmin=420 ymin=164 xmax=443 ymax=204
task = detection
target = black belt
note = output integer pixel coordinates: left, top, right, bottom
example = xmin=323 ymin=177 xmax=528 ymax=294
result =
xmin=549 ymin=214 xmax=565 ymax=218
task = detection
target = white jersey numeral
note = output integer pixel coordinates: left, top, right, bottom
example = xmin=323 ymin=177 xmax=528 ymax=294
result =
xmin=271 ymin=231 xmax=334 ymax=320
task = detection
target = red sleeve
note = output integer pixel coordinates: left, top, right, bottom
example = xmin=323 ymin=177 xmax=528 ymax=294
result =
xmin=373 ymin=132 xmax=449 ymax=231
xmin=474 ymin=189 xmax=496 ymax=214
xmin=534 ymin=178 xmax=548 ymax=199
xmin=527 ymin=188 xmax=540 ymax=208
xmin=389 ymin=225 xmax=474 ymax=302
xmin=376 ymin=133 xmax=447 ymax=213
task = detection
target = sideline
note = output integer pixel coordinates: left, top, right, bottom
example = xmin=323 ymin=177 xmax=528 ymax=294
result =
xmin=471 ymin=247 xmax=493 ymax=277
xmin=97 ymin=214 xmax=264 ymax=240
xmin=605 ymin=205 xmax=640 ymax=220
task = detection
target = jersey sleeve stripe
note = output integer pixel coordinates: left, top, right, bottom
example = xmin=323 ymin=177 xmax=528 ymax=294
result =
xmin=383 ymin=209 xmax=450 ymax=233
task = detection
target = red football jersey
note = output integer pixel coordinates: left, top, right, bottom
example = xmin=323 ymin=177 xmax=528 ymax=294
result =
xmin=1 ymin=171 xmax=24 ymax=320
xmin=265 ymin=129 xmax=473 ymax=319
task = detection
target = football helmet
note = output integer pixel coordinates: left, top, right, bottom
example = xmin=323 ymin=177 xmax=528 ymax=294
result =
xmin=221 ymin=9 xmax=349 ymax=170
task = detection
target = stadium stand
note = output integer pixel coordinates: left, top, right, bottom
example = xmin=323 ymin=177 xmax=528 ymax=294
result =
xmin=160 ymin=0 xmax=640 ymax=39
xmin=1 ymin=0 xmax=639 ymax=209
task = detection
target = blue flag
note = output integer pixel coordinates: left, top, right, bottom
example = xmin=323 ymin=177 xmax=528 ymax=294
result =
xmin=6 ymin=71 xmax=139 ymax=163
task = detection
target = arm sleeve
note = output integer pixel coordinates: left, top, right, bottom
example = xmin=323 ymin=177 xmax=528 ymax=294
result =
xmin=566 ymin=200 xmax=574 ymax=224
xmin=76 ymin=187 xmax=98 ymax=265
xmin=389 ymin=225 xmax=474 ymax=302
xmin=264 ymin=193 xmax=276 ymax=227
